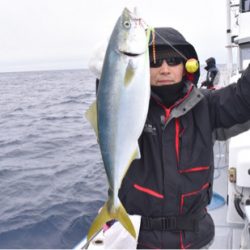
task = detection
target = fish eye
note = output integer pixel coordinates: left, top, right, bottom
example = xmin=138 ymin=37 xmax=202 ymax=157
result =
xmin=123 ymin=20 xmax=131 ymax=29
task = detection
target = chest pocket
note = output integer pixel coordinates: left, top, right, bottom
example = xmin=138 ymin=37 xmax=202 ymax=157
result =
xmin=178 ymin=113 xmax=213 ymax=170
xmin=176 ymin=115 xmax=213 ymax=214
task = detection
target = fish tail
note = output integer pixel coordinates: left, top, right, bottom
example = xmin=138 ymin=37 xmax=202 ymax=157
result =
xmin=116 ymin=203 xmax=136 ymax=238
xmin=87 ymin=202 xmax=111 ymax=241
xmin=87 ymin=201 xmax=136 ymax=241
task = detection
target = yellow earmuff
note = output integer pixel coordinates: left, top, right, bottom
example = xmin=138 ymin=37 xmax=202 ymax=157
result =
xmin=185 ymin=58 xmax=199 ymax=73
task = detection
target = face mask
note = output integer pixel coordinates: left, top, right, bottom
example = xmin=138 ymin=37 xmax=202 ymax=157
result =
xmin=151 ymin=81 xmax=185 ymax=108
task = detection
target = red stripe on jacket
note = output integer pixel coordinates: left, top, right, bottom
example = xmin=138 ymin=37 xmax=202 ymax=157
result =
xmin=180 ymin=231 xmax=192 ymax=250
xmin=133 ymin=184 xmax=164 ymax=199
xmin=175 ymin=118 xmax=180 ymax=163
xmin=179 ymin=166 xmax=209 ymax=173
xmin=180 ymin=182 xmax=209 ymax=214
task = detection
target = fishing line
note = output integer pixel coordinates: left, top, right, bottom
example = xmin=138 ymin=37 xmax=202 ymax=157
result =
xmin=141 ymin=20 xmax=188 ymax=60
xmin=81 ymin=229 xmax=103 ymax=249
xmin=127 ymin=9 xmax=199 ymax=73
xmin=154 ymin=30 xmax=188 ymax=60
xmin=140 ymin=19 xmax=199 ymax=74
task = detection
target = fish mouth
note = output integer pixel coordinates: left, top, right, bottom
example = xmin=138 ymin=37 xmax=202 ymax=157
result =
xmin=120 ymin=51 xmax=143 ymax=57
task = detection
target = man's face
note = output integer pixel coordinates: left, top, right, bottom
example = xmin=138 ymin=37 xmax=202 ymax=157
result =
xmin=150 ymin=58 xmax=185 ymax=86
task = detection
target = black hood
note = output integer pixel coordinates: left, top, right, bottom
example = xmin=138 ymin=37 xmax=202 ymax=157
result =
xmin=148 ymin=27 xmax=200 ymax=86
xmin=205 ymin=57 xmax=216 ymax=70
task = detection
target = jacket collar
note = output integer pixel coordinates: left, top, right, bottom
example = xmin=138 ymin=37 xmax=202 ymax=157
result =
xmin=151 ymin=81 xmax=204 ymax=127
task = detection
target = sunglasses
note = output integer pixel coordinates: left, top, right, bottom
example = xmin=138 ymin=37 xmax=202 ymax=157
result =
xmin=150 ymin=57 xmax=184 ymax=68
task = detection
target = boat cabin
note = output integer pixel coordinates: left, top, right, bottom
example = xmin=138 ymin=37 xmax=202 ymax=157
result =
xmin=241 ymin=0 xmax=250 ymax=12
xmin=232 ymin=0 xmax=250 ymax=71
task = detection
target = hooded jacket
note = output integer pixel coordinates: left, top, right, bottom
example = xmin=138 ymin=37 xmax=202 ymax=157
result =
xmin=148 ymin=27 xmax=200 ymax=86
xmin=118 ymin=27 xmax=250 ymax=249
xmin=119 ymin=66 xmax=250 ymax=249
xmin=202 ymin=57 xmax=220 ymax=88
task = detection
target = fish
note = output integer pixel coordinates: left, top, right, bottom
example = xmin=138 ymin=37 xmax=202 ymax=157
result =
xmin=85 ymin=7 xmax=150 ymax=241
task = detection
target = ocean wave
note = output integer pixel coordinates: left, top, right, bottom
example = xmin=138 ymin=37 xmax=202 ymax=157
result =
xmin=0 ymin=69 xmax=112 ymax=248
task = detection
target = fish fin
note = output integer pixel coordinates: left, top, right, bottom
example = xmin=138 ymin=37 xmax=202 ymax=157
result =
xmin=87 ymin=202 xmax=112 ymax=241
xmin=121 ymin=146 xmax=141 ymax=181
xmin=129 ymin=145 xmax=141 ymax=162
xmin=134 ymin=144 xmax=141 ymax=159
xmin=87 ymin=201 xmax=136 ymax=241
xmin=85 ymin=101 xmax=98 ymax=137
xmin=117 ymin=203 xmax=136 ymax=238
xmin=124 ymin=66 xmax=135 ymax=86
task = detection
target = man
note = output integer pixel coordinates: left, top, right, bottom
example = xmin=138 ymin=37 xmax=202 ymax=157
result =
xmin=117 ymin=27 xmax=250 ymax=249
xmin=201 ymin=57 xmax=220 ymax=89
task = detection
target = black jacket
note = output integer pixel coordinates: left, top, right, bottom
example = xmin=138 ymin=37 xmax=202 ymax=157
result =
xmin=118 ymin=65 xmax=250 ymax=249
xmin=202 ymin=58 xmax=219 ymax=88
xmin=201 ymin=67 xmax=219 ymax=89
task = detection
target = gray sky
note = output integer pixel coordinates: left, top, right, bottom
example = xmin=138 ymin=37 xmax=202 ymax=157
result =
xmin=0 ymin=0 xmax=227 ymax=72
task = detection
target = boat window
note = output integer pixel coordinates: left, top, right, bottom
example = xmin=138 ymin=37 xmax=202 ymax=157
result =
xmin=241 ymin=0 xmax=250 ymax=12
xmin=239 ymin=43 xmax=250 ymax=71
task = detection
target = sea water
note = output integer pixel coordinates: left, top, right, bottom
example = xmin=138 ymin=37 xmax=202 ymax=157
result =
xmin=0 ymin=66 xmax=229 ymax=248
xmin=0 ymin=69 xmax=108 ymax=248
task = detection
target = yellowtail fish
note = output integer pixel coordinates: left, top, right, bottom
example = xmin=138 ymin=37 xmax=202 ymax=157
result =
xmin=85 ymin=7 xmax=150 ymax=241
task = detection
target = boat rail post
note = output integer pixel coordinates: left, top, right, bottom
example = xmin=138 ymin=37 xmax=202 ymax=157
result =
xmin=226 ymin=0 xmax=234 ymax=82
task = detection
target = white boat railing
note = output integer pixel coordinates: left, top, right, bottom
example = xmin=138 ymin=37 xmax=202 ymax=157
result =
xmin=225 ymin=1 xmax=250 ymax=249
